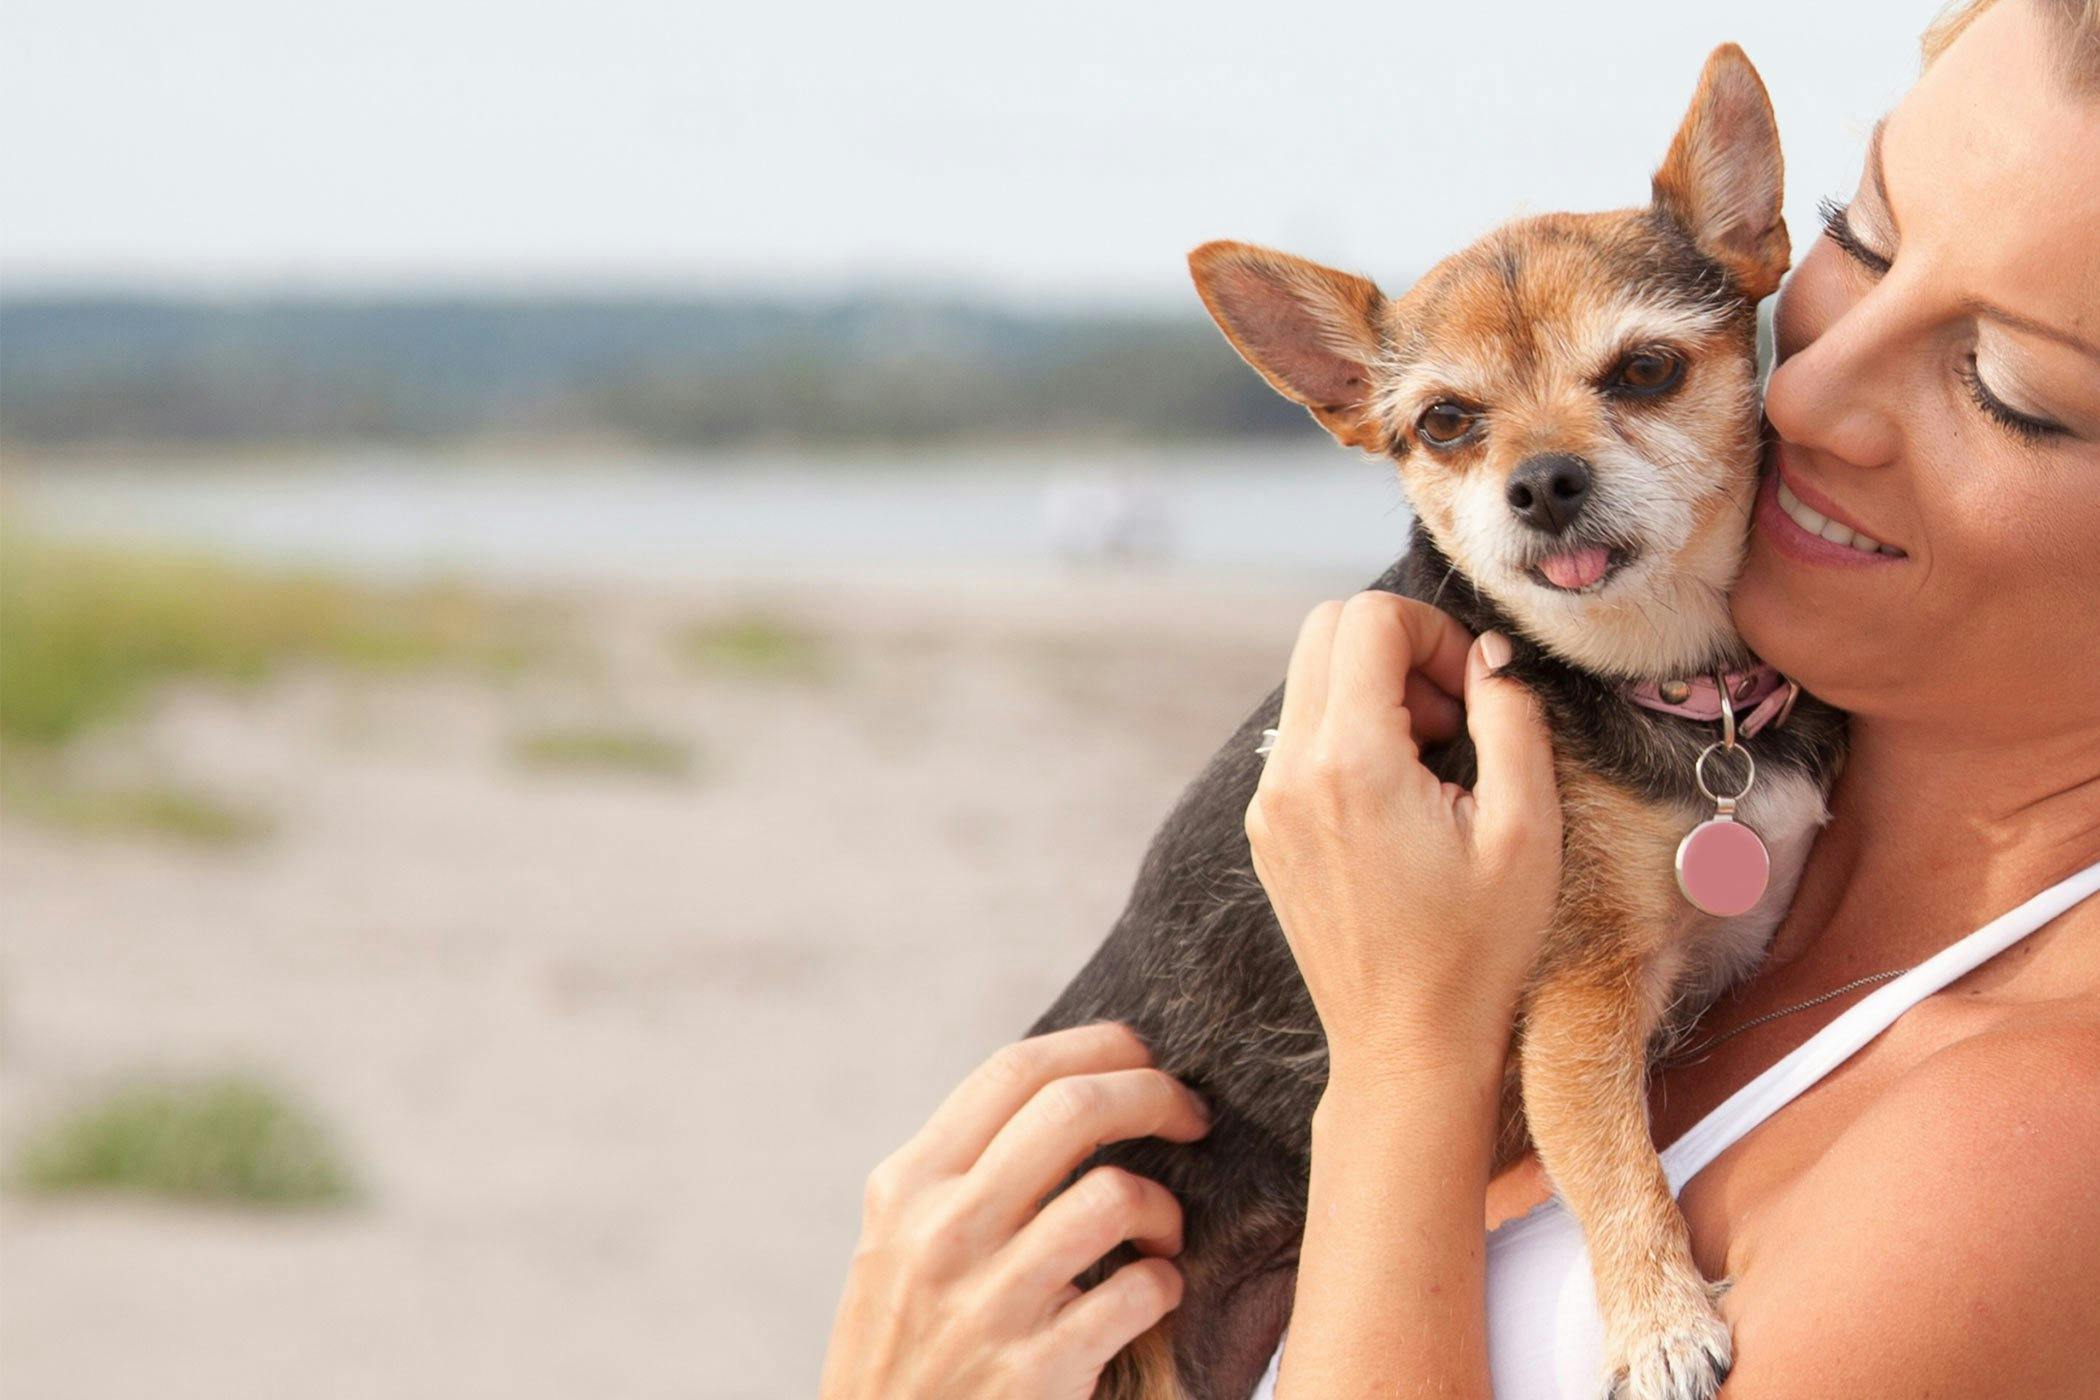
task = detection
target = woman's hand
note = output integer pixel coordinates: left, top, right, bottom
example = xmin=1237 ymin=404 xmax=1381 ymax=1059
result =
xmin=1245 ymin=592 xmax=1562 ymax=1091
xmin=819 ymin=1022 xmax=1210 ymax=1400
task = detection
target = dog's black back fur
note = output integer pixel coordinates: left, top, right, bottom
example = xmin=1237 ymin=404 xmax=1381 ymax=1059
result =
xmin=1031 ymin=525 xmax=1844 ymax=1396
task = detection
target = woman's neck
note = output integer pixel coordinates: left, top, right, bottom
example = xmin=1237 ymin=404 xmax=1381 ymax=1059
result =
xmin=1765 ymin=712 xmax=2100 ymax=974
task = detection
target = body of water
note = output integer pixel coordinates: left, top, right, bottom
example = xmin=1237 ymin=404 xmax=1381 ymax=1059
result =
xmin=11 ymin=444 xmax=1416 ymax=587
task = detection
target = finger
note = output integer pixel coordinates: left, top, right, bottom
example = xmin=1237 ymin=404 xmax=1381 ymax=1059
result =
xmin=968 ymin=1068 xmax=1209 ymax=1231
xmin=897 ymin=1024 xmax=1156 ymax=1180
xmin=1272 ymin=601 xmax=1344 ymax=764
xmin=1321 ymin=592 xmax=1475 ymax=761
xmin=1401 ymin=597 xmax=1475 ymax=698
xmin=993 ymin=1166 xmax=1184 ymax=1307
xmin=1462 ymin=631 xmax=1559 ymax=852
xmin=1403 ymin=671 xmax=1465 ymax=744
xmin=1049 ymin=1257 xmax=1184 ymax=1373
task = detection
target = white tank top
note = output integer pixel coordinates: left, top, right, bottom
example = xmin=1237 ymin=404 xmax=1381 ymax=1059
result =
xmin=1250 ymin=859 xmax=2100 ymax=1399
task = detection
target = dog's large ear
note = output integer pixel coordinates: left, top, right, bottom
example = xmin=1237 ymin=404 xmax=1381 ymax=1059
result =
xmin=1188 ymin=241 xmax=1389 ymax=451
xmin=1652 ymin=44 xmax=1789 ymax=300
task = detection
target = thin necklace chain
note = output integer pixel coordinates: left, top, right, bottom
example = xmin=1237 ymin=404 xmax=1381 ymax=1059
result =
xmin=1660 ymin=966 xmax=1915 ymax=1069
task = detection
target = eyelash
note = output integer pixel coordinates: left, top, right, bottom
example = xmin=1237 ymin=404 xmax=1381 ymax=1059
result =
xmin=1818 ymin=197 xmax=2069 ymax=444
xmin=1957 ymin=354 xmax=2068 ymax=441
xmin=1816 ymin=198 xmax=1892 ymax=276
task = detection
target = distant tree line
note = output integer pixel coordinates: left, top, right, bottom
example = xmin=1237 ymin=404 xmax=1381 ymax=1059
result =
xmin=0 ymin=295 xmax=1315 ymax=451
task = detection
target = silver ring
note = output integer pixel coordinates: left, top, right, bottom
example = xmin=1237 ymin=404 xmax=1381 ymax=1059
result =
xmin=1713 ymin=671 xmax=1738 ymax=750
xmin=1256 ymin=727 xmax=1280 ymax=757
xmin=1694 ymin=741 xmax=1756 ymax=804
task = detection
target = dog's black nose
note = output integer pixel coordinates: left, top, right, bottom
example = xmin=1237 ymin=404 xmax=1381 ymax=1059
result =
xmin=1506 ymin=454 xmax=1592 ymax=535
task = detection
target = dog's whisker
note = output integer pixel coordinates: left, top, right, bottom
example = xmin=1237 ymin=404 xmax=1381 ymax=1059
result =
xmin=1427 ymin=560 xmax=1461 ymax=612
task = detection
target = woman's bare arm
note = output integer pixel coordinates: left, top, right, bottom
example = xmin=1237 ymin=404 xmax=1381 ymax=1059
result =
xmin=1244 ymin=594 xmax=1561 ymax=1397
xmin=1284 ymin=1065 xmax=1507 ymax=1395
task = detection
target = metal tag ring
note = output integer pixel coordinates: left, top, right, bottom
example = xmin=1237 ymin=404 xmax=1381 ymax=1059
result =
xmin=1694 ymin=741 xmax=1756 ymax=804
xmin=1714 ymin=670 xmax=1738 ymax=750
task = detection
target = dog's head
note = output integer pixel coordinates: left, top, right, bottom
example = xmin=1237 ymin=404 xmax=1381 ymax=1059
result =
xmin=1189 ymin=45 xmax=1789 ymax=679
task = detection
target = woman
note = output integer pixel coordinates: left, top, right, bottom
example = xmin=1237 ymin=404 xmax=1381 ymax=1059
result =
xmin=820 ymin=0 xmax=2100 ymax=1394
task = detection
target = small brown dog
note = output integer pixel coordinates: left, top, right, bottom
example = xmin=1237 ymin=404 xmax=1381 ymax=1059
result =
xmin=1034 ymin=43 xmax=1846 ymax=1400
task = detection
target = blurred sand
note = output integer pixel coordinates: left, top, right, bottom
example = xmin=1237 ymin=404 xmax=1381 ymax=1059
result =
xmin=0 ymin=566 xmax=1329 ymax=1399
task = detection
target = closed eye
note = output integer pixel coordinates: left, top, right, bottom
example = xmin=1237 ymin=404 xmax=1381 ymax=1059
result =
xmin=1959 ymin=354 xmax=2070 ymax=442
xmin=1818 ymin=198 xmax=1892 ymax=277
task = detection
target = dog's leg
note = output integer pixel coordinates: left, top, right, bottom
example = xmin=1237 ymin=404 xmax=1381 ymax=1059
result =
xmin=1521 ymin=947 xmax=1727 ymax=1400
xmin=1523 ymin=964 xmax=1727 ymax=1400
xmin=1516 ymin=766 xmax=1728 ymax=1400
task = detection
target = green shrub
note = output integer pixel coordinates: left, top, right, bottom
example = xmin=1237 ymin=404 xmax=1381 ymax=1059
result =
xmin=508 ymin=724 xmax=696 ymax=779
xmin=12 ymin=1075 xmax=357 ymax=1207
xmin=0 ymin=531 xmax=535 ymax=747
xmin=0 ymin=770 xmax=270 ymax=845
xmin=674 ymin=614 xmax=828 ymax=680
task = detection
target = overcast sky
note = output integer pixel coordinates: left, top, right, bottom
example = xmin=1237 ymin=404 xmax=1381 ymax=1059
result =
xmin=1 ymin=0 xmax=1937 ymax=306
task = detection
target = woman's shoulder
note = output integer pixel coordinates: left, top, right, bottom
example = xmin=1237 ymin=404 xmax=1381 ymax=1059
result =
xmin=1858 ymin=1006 xmax=2100 ymax=1187
xmin=1831 ymin=894 xmax=2100 ymax=1212
xmin=1719 ymin=974 xmax=2100 ymax=1391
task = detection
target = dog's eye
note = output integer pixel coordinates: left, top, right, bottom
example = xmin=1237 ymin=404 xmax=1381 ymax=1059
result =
xmin=1416 ymin=402 xmax=1478 ymax=446
xmin=1610 ymin=350 xmax=1685 ymax=396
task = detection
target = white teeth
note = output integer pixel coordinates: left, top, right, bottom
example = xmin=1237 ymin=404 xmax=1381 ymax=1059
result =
xmin=1777 ymin=479 xmax=1827 ymax=533
xmin=1777 ymin=477 xmax=1894 ymax=556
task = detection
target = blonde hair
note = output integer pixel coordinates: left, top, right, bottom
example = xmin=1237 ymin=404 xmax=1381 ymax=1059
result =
xmin=1922 ymin=0 xmax=2100 ymax=84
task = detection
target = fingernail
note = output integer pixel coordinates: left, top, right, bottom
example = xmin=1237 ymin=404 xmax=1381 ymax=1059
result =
xmin=1187 ymin=1088 xmax=1214 ymax=1126
xmin=1481 ymin=631 xmax=1514 ymax=669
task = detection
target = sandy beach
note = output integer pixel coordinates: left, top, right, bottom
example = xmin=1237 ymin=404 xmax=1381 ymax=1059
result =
xmin=0 ymin=563 xmax=1331 ymax=1399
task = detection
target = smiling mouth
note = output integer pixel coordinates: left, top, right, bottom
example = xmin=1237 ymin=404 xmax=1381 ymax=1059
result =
xmin=1528 ymin=544 xmax=1637 ymax=593
xmin=1774 ymin=476 xmax=1904 ymax=557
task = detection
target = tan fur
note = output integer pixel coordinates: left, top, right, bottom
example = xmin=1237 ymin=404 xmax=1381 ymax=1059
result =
xmin=1651 ymin=43 xmax=1790 ymax=300
xmin=1522 ymin=771 xmax=1732 ymax=1386
xmin=1186 ymin=242 xmax=1392 ymax=453
xmin=1098 ymin=1320 xmax=1189 ymax=1400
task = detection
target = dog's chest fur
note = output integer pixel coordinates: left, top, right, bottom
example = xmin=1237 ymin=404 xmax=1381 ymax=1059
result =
xmin=1616 ymin=765 xmax=1830 ymax=1038
xmin=1391 ymin=527 xmax=1844 ymax=1030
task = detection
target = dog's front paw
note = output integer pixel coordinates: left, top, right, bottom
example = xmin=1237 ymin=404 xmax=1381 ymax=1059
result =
xmin=1603 ymin=1308 xmax=1731 ymax=1400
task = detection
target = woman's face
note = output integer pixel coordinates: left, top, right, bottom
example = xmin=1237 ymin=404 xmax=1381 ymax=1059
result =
xmin=1733 ymin=0 xmax=2100 ymax=743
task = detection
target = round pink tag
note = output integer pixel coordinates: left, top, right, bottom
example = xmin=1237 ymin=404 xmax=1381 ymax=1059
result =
xmin=1675 ymin=818 xmax=1771 ymax=917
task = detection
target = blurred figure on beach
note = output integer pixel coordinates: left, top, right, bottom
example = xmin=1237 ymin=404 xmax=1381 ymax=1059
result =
xmin=1044 ymin=469 xmax=1173 ymax=566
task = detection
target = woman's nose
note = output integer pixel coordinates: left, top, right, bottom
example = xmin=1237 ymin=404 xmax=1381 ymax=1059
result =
xmin=1764 ymin=292 xmax=1908 ymax=469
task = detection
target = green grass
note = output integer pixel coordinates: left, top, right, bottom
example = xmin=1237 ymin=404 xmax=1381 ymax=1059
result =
xmin=508 ymin=724 xmax=696 ymax=779
xmin=674 ymin=614 xmax=829 ymax=681
xmin=11 ymin=1075 xmax=357 ymax=1207
xmin=0 ymin=530 xmax=537 ymax=748
xmin=0 ymin=770 xmax=270 ymax=846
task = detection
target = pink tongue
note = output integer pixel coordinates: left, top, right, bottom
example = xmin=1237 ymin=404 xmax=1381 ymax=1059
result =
xmin=1540 ymin=547 xmax=1611 ymax=590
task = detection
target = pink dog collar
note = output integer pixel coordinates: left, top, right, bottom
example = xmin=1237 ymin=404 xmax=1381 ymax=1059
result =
xmin=1624 ymin=666 xmax=1799 ymax=738
xmin=1623 ymin=666 xmax=1801 ymax=918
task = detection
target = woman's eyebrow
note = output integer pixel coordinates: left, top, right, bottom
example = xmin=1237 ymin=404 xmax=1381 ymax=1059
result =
xmin=1969 ymin=301 xmax=2100 ymax=362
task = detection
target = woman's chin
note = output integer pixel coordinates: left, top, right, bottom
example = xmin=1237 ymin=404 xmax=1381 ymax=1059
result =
xmin=1731 ymin=537 xmax=1848 ymax=689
